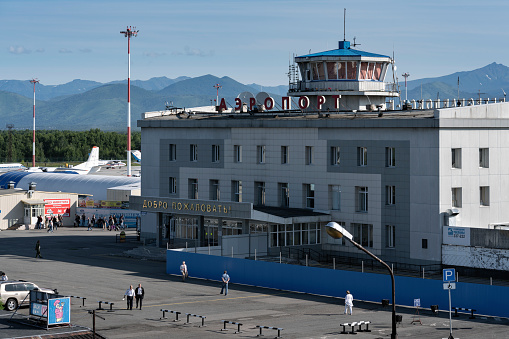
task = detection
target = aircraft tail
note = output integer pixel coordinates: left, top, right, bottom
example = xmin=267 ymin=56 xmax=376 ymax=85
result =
xmin=73 ymin=146 xmax=99 ymax=170
xmin=132 ymin=150 xmax=141 ymax=163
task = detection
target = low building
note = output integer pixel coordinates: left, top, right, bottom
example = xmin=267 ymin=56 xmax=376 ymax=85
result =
xmin=0 ymin=182 xmax=78 ymax=230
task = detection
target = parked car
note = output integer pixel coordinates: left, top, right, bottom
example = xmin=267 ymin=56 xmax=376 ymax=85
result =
xmin=0 ymin=281 xmax=56 ymax=311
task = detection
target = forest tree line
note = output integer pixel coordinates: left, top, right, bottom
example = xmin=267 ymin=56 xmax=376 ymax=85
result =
xmin=0 ymin=129 xmax=141 ymax=164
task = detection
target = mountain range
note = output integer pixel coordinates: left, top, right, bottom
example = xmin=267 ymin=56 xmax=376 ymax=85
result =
xmin=1 ymin=63 xmax=508 ymax=131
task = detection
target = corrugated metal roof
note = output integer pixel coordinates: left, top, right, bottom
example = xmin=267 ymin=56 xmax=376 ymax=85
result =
xmin=0 ymin=172 xmax=140 ymax=201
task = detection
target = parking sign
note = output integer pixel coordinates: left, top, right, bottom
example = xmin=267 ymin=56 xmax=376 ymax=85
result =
xmin=443 ymin=268 xmax=456 ymax=282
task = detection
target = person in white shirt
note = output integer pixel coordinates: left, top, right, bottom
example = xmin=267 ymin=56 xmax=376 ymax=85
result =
xmin=180 ymin=261 xmax=188 ymax=282
xmin=124 ymin=285 xmax=135 ymax=310
xmin=344 ymin=290 xmax=354 ymax=315
xmin=0 ymin=272 xmax=7 ymax=281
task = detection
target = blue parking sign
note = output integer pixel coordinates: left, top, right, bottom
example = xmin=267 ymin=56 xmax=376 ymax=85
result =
xmin=443 ymin=268 xmax=456 ymax=282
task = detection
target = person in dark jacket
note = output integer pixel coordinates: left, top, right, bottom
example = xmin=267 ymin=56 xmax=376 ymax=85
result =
xmin=135 ymin=283 xmax=145 ymax=309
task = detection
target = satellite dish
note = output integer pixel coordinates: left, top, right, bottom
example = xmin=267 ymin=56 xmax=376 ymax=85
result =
xmin=255 ymin=92 xmax=271 ymax=111
xmin=237 ymin=91 xmax=255 ymax=112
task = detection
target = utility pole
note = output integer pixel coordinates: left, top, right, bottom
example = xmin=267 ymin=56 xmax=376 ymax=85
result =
xmin=402 ymin=73 xmax=410 ymax=102
xmin=213 ymin=84 xmax=222 ymax=107
xmin=6 ymin=124 xmax=14 ymax=162
xmin=120 ymin=26 xmax=138 ymax=177
xmin=29 ymin=79 xmax=39 ymax=168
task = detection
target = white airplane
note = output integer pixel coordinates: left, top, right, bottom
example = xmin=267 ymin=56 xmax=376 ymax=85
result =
xmin=50 ymin=146 xmax=101 ymax=175
xmin=0 ymin=163 xmax=26 ymax=173
xmin=103 ymin=160 xmax=126 ymax=169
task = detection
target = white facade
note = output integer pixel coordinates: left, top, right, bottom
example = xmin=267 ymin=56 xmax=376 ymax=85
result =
xmin=134 ymin=102 xmax=509 ymax=266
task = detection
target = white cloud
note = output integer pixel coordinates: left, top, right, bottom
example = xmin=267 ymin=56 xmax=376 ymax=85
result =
xmin=9 ymin=46 xmax=31 ymax=54
xmin=171 ymin=47 xmax=214 ymax=57
xmin=143 ymin=51 xmax=166 ymax=57
xmin=59 ymin=48 xmax=72 ymax=54
xmin=35 ymin=48 xmax=45 ymax=53
xmin=79 ymin=48 xmax=92 ymax=53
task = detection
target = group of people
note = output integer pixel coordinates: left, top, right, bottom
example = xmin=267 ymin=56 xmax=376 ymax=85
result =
xmin=124 ymin=284 xmax=145 ymax=310
xmin=75 ymin=213 xmax=125 ymax=231
xmin=35 ymin=215 xmax=63 ymax=232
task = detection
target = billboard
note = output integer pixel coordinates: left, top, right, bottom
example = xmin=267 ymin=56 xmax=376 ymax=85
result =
xmin=44 ymin=199 xmax=71 ymax=217
xmin=48 ymin=297 xmax=71 ymax=325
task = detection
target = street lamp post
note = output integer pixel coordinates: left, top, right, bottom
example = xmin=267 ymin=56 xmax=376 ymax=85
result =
xmin=326 ymin=222 xmax=397 ymax=339
xmin=30 ymin=78 xmax=39 ymax=168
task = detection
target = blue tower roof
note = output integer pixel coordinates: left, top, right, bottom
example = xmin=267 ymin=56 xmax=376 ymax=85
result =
xmin=297 ymin=41 xmax=390 ymax=59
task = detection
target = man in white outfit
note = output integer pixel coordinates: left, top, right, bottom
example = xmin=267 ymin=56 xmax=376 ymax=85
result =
xmin=344 ymin=290 xmax=353 ymax=315
xmin=180 ymin=261 xmax=188 ymax=281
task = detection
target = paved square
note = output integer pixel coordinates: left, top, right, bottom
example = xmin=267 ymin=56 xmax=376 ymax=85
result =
xmin=0 ymin=228 xmax=507 ymax=338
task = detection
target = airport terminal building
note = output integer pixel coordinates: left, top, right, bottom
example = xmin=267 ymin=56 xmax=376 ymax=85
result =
xmin=131 ymin=41 xmax=509 ymax=268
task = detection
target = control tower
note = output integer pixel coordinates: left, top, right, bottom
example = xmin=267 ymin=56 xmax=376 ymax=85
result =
xmin=288 ymin=40 xmax=399 ymax=112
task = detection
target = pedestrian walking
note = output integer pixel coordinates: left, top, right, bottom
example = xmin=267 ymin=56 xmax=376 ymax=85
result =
xmin=47 ymin=219 xmax=53 ymax=233
xmin=35 ymin=240 xmax=43 ymax=258
xmin=91 ymin=215 xmax=96 ymax=228
xmin=220 ymin=270 xmax=230 ymax=295
xmin=0 ymin=272 xmax=8 ymax=281
xmin=124 ymin=285 xmax=135 ymax=310
xmin=180 ymin=261 xmax=188 ymax=281
xmin=87 ymin=218 xmax=92 ymax=231
xmin=344 ymin=290 xmax=353 ymax=315
xmin=74 ymin=214 xmax=80 ymax=227
xmin=135 ymin=283 xmax=145 ymax=309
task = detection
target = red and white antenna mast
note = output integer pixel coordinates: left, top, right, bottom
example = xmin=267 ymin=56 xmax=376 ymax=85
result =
xmin=30 ymin=78 xmax=39 ymax=168
xmin=213 ymin=83 xmax=222 ymax=106
xmin=120 ymin=26 xmax=138 ymax=177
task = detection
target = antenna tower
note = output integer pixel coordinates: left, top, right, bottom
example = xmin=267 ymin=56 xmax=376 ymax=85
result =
xmin=29 ymin=78 xmax=39 ymax=167
xmin=120 ymin=26 xmax=139 ymax=177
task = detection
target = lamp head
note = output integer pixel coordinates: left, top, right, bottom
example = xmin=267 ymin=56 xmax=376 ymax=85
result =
xmin=325 ymin=222 xmax=353 ymax=240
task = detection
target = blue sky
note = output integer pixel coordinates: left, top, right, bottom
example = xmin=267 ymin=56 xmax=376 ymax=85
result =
xmin=2 ymin=0 xmax=508 ymax=86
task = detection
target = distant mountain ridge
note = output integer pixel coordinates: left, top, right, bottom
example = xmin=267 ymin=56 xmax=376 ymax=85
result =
xmin=1 ymin=63 xmax=509 ymax=131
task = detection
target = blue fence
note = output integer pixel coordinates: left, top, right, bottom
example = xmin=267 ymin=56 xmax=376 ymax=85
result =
xmin=167 ymin=250 xmax=509 ymax=318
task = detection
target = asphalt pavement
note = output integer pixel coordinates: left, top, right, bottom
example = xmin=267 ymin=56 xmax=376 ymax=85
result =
xmin=0 ymin=228 xmax=507 ymax=339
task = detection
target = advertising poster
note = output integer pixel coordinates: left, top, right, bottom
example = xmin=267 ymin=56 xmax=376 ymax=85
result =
xmin=48 ymin=297 xmax=71 ymax=325
xmin=31 ymin=303 xmax=48 ymax=317
xmin=44 ymin=199 xmax=71 ymax=217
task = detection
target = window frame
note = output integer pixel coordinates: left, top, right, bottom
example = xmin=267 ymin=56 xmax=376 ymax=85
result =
xmin=386 ymin=185 xmax=396 ymax=205
xmin=331 ymin=146 xmax=340 ymax=166
xmin=190 ymin=144 xmax=198 ymax=162
xmin=452 ymin=148 xmax=461 ymax=169
xmin=452 ymin=187 xmax=462 ymax=208
xmin=169 ymin=177 xmax=177 ymax=194
xmin=386 ymin=147 xmax=395 ymax=167
xmin=169 ymin=144 xmax=177 ymax=161
xmin=479 ymin=148 xmax=489 ymax=168
xmin=480 ymin=186 xmax=490 ymax=206
xmin=234 ymin=145 xmax=242 ymax=163
xmin=257 ymin=145 xmax=266 ymax=164
xmin=386 ymin=225 xmax=395 ymax=248
xmin=212 ymin=145 xmax=220 ymax=163
xmin=356 ymin=186 xmax=368 ymax=212
xmin=357 ymin=147 xmax=368 ymax=166
xmin=281 ymin=146 xmax=289 ymax=164
xmin=232 ymin=180 xmax=242 ymax=202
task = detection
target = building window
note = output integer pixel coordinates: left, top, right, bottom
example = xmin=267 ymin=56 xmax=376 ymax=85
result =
xmin=305 ymin=146 xmax=313 ymax=165
xmin=452 ymin=148 xmax=461 ymax=169
xmin=212 ymin=145 xmax=220 ymax=163
xmin=304 ymin=184 xmax=315 ymax=209
xmin=479 ymin=148 xmax=489 ymax=168
xmin=386 ymin=185 xmax=396 ymax=205
xmin=281 ymin=146 xmax=289 ymax=164
xmin=255 ymin=181 xmax=265 ymax=206
xmin=232 ymin=180 xmax=242 ymax=202
xmin=386 ymin=147 xmax=395 ymax=167
xmin=422 ymin=238 xmax=428 ymax=249
xmin=452 ymin=187 xmax=462 ymax=208
xmin=169 ymin=144 xmax=176 ymax=161
xmin=352 ymin=223 xmax=373 ymax=248
xmin=234 ymin=145 xmax=242 ymax=163
xmin=386 ymin=225 xmax=395 ymax=248
xmin=330 ymin=185 xmax=341 ymax=210
xmin=174 ymin=217 xmax=198 ymax=239
xmin=222 ymin=219 xmax=243 ymax=236
xmin=269 ymin=222 xmax=321 ymax=247
xmin=209 ymin=179 xmax=219 ymax=200
xmin=190 ymin=144 xmax=198 ymax=162
xmin=480 ymin=186 xmax=490 ymax=206
xmin=355 ymin=186 xmax=368 ymax=212
xmin=357 ymin=147 xmax=368 ymax=166
xmin=331 ymin=146 xmax=340 ymax=166
xmin=169 ymin=177 xmax=177 ymax=194
xmin=257 ymin=145 xmax=266 ymax=164
xmin=279 ymin=183 xmax=289 ymax=207
xmin=188 ymin=179 xmax=198 ymax=199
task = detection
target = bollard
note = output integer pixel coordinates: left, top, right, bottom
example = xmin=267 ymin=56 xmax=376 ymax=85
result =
xmin=333 ymin=257 xmax=335 ymax=270
xmin=362 ymin=261 xmax=364 ymax=273
xmin=232 ymin=246 xmax=234 ymax=258
xmin=280 ymin=252 xmax=282 ymax=264
xmin=306 ymin=254 xmax=308 ymax=266
xmin=255 ymin=249 xmax=257 ymax=261
xmin=490 ymin=277 xmax=493 ymax=285
xmin=422 ymin=267 xmax=425 ymax=279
